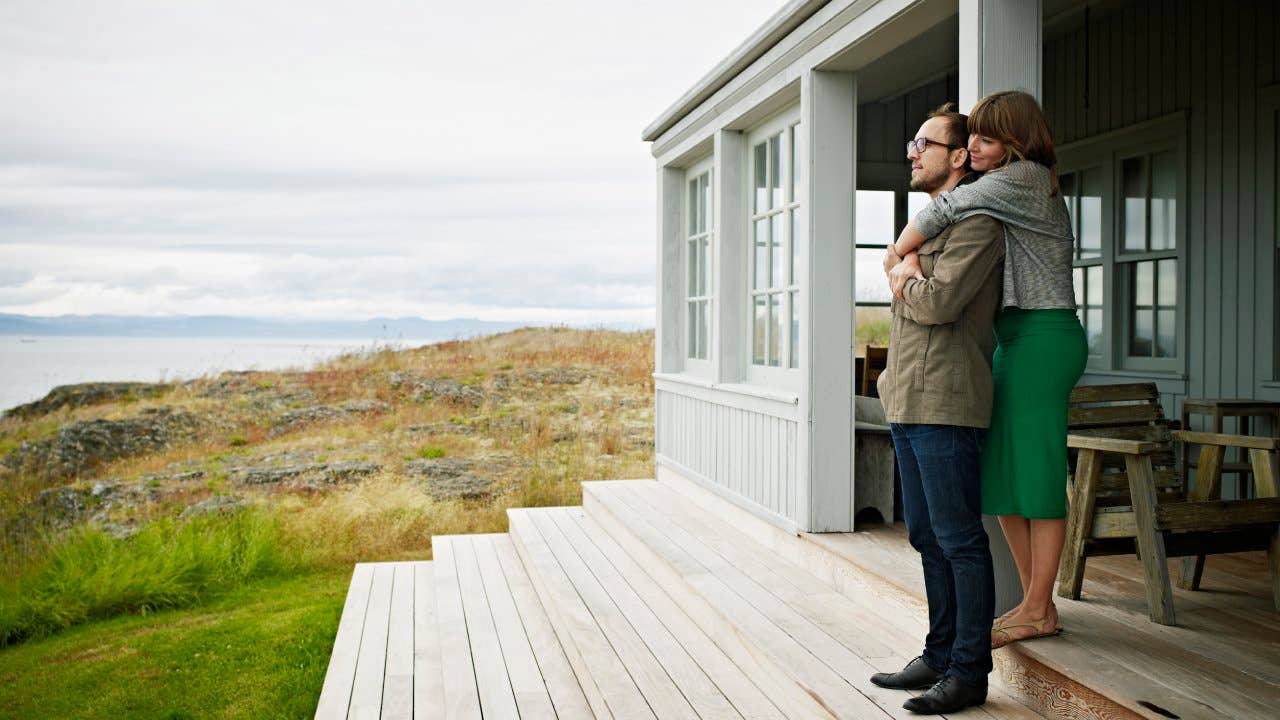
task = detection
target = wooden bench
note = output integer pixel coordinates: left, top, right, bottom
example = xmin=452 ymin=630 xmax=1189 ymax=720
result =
xmin=1057 ymin=383 xmax=1280 ymax=625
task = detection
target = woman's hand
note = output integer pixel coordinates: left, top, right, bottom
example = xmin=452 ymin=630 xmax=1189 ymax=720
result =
xmin=883 ymin=243 xmax=901 ymax=274
xmin=889 ymin=252 xmax=924 ymax=300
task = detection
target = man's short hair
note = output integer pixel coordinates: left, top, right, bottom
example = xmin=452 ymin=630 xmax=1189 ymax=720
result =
xmin=927 ymin=102 xmax=969 ymax=172
xmin=928 ymin=102 xmax=968 ymax=150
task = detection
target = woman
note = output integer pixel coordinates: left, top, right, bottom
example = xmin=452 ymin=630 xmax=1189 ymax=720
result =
xmin=884 ymin=90 xmax=1087 ymax=648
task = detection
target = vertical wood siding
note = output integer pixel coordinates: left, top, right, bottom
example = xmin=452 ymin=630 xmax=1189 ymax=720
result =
xmin=655 ymin=388 xmax=799 ymax=524
xmin=858 ymin=75 xmax=960 ymax=167
xmin=1043 ymin=0 xmax=1279 ymax=437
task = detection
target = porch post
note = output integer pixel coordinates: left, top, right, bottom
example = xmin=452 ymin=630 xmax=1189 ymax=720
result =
xmin=714 ymin=130 xmax=746 ymax=384
xmin=959 ymin=0 xmax=1043 ymax=615
xmin=801 ymin=69 xmax=856 ymax=532
xmin=655 ymin=165 xmax=684 ymax=375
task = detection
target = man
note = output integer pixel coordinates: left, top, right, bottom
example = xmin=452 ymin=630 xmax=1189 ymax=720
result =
xmin=871 ymin=103 xmax=1004 ymax=715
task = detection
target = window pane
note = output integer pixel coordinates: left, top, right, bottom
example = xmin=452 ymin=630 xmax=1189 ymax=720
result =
xmin=700 ymin=301 xmax=710 ymax=360
xmin=1123 ymin=156 xmax=1148 ymax=252
xmin=1150 ymin=150 xmax=1176 ymax=250
xmin=698 ymin=238 xmax=709 ymax=296
xmin=855 ymin=306 xmax=892 ymax=354
xmin=753 ymin=295 xmax=766 ymax=365
xmin=687 ymin=302 xmax=698 ymax=358
xmin=856 ymin=190 xmax=896 ymax=247
xmin=753 ymin=219 xmax=768 ymax=290
xmin=1073 ymin=267 xmax=1083 ymax=306
xmin=789 ymin=210 xmax=798 ymax=285
xmin=704 ymin=172 xmax=713 ymax=232
xmin=1132 ymin=309 xmax=1154 ymax=357
xmin=768 ymin=293 xmax=782 ymax=366
xmin=1079 ymin=167 xmax=1103 ymax=258
xmin=1087 ymin=265 xmax=1103 ymax=307
xmin=1086 ymin=309 xmax=1103 ymax=355
xmin=1134 ymin=261 xmax=1154 ymax=306
xmin=907 ymin=192 xmax=930 ymax=220
xmin=789 ymin=291 xmax=799 ymax=369
xmin=1061 ymin=172 xmax=1077 ymax=238
xmin=788 ymin=127 xmax=797 ymax=201
xmin=857 ymin=248 xmax=894 ymax=304
xmin=754 ymin=142 xmax=768 ymax=213
xmin=1157 ymin=258 xmax=1177 ymax=307
xmin=771 ymin=213 xmax=784 ymax=288
xmin=688 ymin=178 xmax=698 ymax=236
xmin=770 ymin=135 xmax=782 ymax=209
xmin=1156 ymin=309 xmax=1176 ymax=358
xmin=691 ymin=239 xmax=701 ymax=295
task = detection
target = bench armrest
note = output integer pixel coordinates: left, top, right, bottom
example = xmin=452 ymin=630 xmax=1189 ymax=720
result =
xmin=1170 ymin=430 xmax=1280 ymax=451
xmin=1066 ymin=434 xmax=1162 ymax=455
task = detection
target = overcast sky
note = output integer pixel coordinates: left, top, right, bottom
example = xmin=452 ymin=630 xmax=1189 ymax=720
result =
xmin=0 ymin=0 xmax=804 ymax=325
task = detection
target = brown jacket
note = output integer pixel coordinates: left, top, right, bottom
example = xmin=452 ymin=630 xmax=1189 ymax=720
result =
xmin=876 ymin=213 xmax=1005 ymax=428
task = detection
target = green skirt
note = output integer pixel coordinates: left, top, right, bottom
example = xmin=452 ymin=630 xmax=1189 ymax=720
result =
xmin=980 ymin=308 xmax=1087 ymax=519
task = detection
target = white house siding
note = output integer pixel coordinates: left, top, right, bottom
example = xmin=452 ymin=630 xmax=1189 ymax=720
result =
xmin=655 ymin=385 xmax=801 ymax=531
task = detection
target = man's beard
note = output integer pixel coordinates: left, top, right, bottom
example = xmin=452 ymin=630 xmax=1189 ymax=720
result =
xmin=909 ymin=164 xmax=949 ymax=193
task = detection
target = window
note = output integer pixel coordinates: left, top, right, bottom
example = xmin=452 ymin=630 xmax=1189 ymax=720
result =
xmin=1062 ymin=167 xmax=1105 ymax=358
xmin=685 ymin=160 xmax=713 ymax=363
xmin=747 ymin=115 xmax=801 ymax=382
xmin=1058 ymin=115 xmax=1184 ymax=374
xmin=852 ymin=190 xmax=930 ymax=357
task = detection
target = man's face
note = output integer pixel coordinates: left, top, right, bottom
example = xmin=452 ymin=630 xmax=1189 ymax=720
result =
xmin=907 ymin=117 xmax=960 ymax=194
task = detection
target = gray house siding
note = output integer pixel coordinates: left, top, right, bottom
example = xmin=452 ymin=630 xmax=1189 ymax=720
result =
xmin=1042 ymin=0 xmax=1280 ymax=435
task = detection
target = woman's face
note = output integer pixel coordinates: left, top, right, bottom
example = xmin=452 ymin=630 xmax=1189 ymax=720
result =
xmin=967 ymin=133 xmax=1005 ymax=172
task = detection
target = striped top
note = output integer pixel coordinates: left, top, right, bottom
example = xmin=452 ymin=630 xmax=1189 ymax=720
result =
xmin=914 ymin=160 xmax=1077 ymax=311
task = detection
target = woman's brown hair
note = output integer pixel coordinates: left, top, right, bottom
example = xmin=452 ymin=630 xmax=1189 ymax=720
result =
xmin=967 ymin=90 xmax=1059 ymax=195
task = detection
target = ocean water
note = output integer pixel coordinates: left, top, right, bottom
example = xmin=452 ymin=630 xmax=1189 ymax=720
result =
xmin=0 ymin=335 xmax=437 ymax=413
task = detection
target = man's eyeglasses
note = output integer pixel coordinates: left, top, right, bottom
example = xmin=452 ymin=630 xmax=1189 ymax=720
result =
xmin=906 ymin=137 xmax=961 ymax=155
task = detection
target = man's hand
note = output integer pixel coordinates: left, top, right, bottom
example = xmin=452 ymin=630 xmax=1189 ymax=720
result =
xmin=889 ymin=252 xmax=924 ymax=300
xmin=883 ymin=243 xmax=902 ymax=274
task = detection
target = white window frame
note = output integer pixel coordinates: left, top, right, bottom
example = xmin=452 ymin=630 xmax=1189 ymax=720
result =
xmin=744 ymin=107 xmax=802 ymax=390
xmin=684 ymin=155 xmax=715 ymax=374
xmin=1058 ymin=113 xmax=1187 ymax=376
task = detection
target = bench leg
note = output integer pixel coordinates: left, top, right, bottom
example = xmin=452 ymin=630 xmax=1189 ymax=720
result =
xmin=1059 ymin=448 xmax=1101 ymax=601
xmin=1126 ymin=454 xmax=1176 ymax=625
xmin=1178 ymin=444 xmax=1224 ymax=590
xmin=1249 ymin=448 xmax=1280 ymax=612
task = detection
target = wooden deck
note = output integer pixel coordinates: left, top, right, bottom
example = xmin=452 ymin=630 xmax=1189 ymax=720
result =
xmin=317 ymin=477 xmax=1280 ymax=719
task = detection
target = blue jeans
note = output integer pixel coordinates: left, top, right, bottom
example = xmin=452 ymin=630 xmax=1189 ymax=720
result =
xmin=890 ymin=423 xmax=995 ymax=686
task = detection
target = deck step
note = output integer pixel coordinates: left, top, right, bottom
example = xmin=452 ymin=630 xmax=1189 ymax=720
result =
xmin=507 ymin=506 xmax=788 ymax=720
xmin=433 ymin=534 xmax=592 ymax=720
xmin=582 ymin=480 xmax=1046 ymax=720
xmin=315 ymin=561 xmax=433 ymax=720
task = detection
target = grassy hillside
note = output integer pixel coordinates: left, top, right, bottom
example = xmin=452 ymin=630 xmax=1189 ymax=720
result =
xmin=0 ymin=326 xmax=654 ymax=718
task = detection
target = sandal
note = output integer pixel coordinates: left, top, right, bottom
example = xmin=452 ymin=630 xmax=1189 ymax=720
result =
xmin=994 ymin=600 xmax=1060 ymax=632
xmin=991 ymin=614 xmax=1062 ymax=649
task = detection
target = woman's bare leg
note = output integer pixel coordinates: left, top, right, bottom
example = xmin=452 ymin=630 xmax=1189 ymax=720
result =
xmin=997 ymin=514 xmax=1033 ymax=615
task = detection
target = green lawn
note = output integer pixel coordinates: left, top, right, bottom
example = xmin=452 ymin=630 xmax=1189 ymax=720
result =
xmin=0 ymin=570 xmax=349 ymax=720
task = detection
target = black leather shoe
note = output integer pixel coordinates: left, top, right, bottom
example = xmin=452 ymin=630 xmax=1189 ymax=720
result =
xmin=902 ymin=676 xmax=987 ymax=714
xmin=870 ymin=656 xmax=944 ymax=690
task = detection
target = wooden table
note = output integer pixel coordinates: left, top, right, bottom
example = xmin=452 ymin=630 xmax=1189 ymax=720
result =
xmin=1181 ymin=398 xmax=1280 ymax=498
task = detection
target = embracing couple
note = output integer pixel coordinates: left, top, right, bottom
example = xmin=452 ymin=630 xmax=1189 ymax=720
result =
xmin=871 ymin=91 xmax=1087 ymax=715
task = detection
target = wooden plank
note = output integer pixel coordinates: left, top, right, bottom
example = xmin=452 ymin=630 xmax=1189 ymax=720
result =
xmin=507 ymin=509 xmax=652 ymax=719
xmin=1156 ymin=498 xmax=1280 ymax=531
xmin=490 ymin=534 xmax=595 ymax=719
xmin=606 ymin=483 xmax=915 ymax=719
xmin=1251 ymin=448 xmax=1280 ymax=611
xmin=452 ymin=536 xmax=520 ymax=719
xmin=315 ymin=564 xmax=375 ymax=720
xmin=381 ymin=563 xmax=415 ymax=720
xmin=433 ymin=538 xmax=483 ymax=719
xmin=1069 ymin=403 xmax=1163 ymax=429
xmin=1125 ymin=455 xmax=1176 ymax=624
xmin=560 ymin=509 xmax=787 ymax=720
xmin=349 ymin=563 xmax=394 ymax=720
xmin=1066 ymin=434 xmax=1160 ymax=454
xmin=413 ymin=561 xmax=445 ymax=720
xmin=531 ymin=509 xmax=730 ymax=720
xmin=1070 ymin=383 xmax=1160 ymax=403
xmin=1061 ymin=449 xmax=1103 ymax=599
xmin=469 ymin=534 xmax=557 ymax=719
xmin=582 ymin=485 xmax=845 ymax=719
xmin=1173 ymin=430 xmax=1280 ymax=451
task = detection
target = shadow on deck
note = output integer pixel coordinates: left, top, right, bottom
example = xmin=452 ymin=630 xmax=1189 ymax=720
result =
xmin=315 ymin=476 xmax=1280 ymax=719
